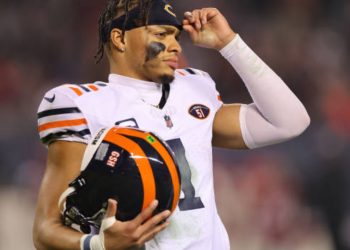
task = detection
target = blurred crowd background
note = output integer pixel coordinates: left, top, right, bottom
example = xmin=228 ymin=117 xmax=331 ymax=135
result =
xmin=1 ymin=0 xmax=349 ymax=249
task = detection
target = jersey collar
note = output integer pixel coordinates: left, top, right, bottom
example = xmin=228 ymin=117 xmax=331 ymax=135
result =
xmin=108 ymin=74 xmax=163 ymax=107
xmin=108 ymin=74 xmax=161 ymax=91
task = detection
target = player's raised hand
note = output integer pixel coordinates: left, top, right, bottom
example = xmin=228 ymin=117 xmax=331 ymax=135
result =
xmin=102 ymin=199 xmax=171 ymax=250
xmin=182 ymin=8 xmax=236 ymax=50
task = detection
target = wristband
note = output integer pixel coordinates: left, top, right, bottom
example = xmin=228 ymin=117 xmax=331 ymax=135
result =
xmin=80 ymin=215 xmax=116 ymax=250
xmin=80 ymin=234 xmax=104 ymax=250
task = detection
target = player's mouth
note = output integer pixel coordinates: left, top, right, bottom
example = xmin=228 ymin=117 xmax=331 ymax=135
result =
xmin=163 ymin=58 xmax=179 ymax=70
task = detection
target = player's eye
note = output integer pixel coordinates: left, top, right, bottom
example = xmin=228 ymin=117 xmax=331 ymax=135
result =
xmin=155 ymin=32 xmax=167 ymax=38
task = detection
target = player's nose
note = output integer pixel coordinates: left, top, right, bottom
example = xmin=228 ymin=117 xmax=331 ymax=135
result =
xmin=168 ymin=36 xmax=182 ymax=54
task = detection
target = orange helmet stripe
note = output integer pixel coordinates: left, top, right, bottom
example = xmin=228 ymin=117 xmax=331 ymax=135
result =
xmin=150 ymin=139 xmax=180 ymax=212
xmin=104 ymin=128 xmax=156 ymax=210
xmin=116 ymin=127 xmax=180 ymax=212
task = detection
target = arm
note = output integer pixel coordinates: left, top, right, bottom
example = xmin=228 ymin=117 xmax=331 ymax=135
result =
xmin=212 ymin=104 xmax=247 ymax=149
xmin=33 ymin=141 xmax=170 ymax=250
xmin=183 ymin=8 xmax=310 ymax=149
xmin=33 ymin=141 xmax=87 ymax=249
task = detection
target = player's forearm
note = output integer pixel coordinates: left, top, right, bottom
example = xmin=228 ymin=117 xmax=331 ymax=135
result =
xmin=220 ymin=35 xmax=310 ymax=148
xmin=33 ymin=219 xmax=82 ymax=250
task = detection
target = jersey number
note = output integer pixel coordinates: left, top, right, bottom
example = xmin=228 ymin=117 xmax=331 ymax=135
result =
xmin=166 ymin=139 xmax=204 ymax=211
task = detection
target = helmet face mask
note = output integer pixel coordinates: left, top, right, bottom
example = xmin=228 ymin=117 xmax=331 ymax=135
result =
xmin=60 ymin=127 xmax=181 ymax=234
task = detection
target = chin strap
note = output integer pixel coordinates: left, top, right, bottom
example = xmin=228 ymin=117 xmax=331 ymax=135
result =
xmin=58 ymin=186 xmax=76 ymax=214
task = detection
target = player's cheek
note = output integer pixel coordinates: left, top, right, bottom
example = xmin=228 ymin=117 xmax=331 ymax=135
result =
xmin=145 ymin=41 xmax=166 ymax=62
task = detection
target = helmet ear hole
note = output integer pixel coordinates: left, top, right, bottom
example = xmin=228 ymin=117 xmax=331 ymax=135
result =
xmin=60 ymin=126 xmax=181 ymax=234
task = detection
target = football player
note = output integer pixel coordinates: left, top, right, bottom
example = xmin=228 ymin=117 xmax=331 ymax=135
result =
xmin=33 ymin=0 xmax=310 ymax=249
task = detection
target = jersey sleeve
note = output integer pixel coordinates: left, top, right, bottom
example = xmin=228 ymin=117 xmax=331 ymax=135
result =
xmin=37 ymin=85 xmax=91 ymax=145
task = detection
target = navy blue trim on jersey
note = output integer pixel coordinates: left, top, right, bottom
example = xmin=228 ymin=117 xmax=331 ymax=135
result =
xmin=78 ymin=85 xmax=91 ymax=92
xmin=37 ymin=107 xmax=82 ymax=119
xmin=41 ymin=129 xmax=91 ymax=144
xmin=96 ymin=83 xmax=107 ymax=87
xmin=185 ymin=68 xmax=196 ymax=75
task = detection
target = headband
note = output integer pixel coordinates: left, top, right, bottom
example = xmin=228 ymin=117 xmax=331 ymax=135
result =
xmin=102 ymin=0 xmax=181 ymax=43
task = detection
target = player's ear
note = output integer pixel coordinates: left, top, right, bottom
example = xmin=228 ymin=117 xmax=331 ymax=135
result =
xmin=110 ymin=28 xmax=126 ymax=52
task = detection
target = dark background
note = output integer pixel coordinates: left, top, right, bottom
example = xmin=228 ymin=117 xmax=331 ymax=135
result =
xmin=0 ymin=0 xmax=349 ymax=249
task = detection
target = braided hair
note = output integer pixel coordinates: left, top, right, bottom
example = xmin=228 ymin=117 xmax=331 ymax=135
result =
xmin=95 ymin=0 xmax=153 ymax=63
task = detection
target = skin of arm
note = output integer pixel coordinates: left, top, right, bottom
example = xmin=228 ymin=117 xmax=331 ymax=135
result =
xmin=33 ymin=141 xmax=86 ymax=250
xmin=212 ymin=104 xmax=247 ymax=149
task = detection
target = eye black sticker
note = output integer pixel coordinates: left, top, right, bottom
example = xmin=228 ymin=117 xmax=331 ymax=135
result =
xmin=145 ymin=42 xmax=166 ymax=61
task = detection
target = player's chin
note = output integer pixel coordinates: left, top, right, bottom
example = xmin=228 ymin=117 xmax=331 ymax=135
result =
xmin=155 ymin=67 xmax=175 ymax=84
xmin=159 ymin=74 xmax=174 ymax=85
xmin=145 ymin=64 xmax=175 ymax=84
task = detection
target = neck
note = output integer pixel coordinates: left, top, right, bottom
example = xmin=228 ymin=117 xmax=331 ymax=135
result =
xmin=109 ymin=60 xmax=149 ymax=82
xmin=108 ymin=52 xmax=175 ymax=85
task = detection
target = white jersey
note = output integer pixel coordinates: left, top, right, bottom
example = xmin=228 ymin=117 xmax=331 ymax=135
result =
xmin=37 ymin=68 xmax=229 ymax=250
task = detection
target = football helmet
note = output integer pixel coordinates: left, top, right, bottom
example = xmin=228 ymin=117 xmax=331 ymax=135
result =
xmin=59 ymin=126 xmax=181 ymax=234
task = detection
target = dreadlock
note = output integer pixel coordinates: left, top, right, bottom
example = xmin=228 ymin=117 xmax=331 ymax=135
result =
xmin=95 ymin=0 xmax=153 ymax=64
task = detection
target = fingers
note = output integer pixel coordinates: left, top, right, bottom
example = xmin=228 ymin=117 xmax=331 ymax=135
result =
xmin=103 ymin=200 xmax=171 ymax=249
xmin=138 ymin=220 xmax=170 ymax=243
xmin=183 ymin=8 xmax=219 ymax=31
xmin=139 ymin=209 xmax=171 ymax=232
xmin=183 ymin=12 xmax=199 ymax=41
xmin=105 ymin=198 xmax=117 ymax=218
xmin=132 ymin=203 xmax=171 ymax=242
xmin=184 ymin=10 xmax=201 ymax=30
xmin=135 ymin=210 xmax=171 ymax=246
xmin=184 ymin=11 xmax=194 ymax=24
xmin=100 ymin=199 xmax=118 ymax=231
xmin=182 ymin=22 xmax=196 ymax=36
xmin=132 ymin=200 xmax=159 ymax=226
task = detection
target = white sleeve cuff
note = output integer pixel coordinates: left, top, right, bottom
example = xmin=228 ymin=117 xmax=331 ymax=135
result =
xmin=219 ymin=34 xmax=241 ymax=58
xmin=239 ymin=104 xmax=256 ymax=149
